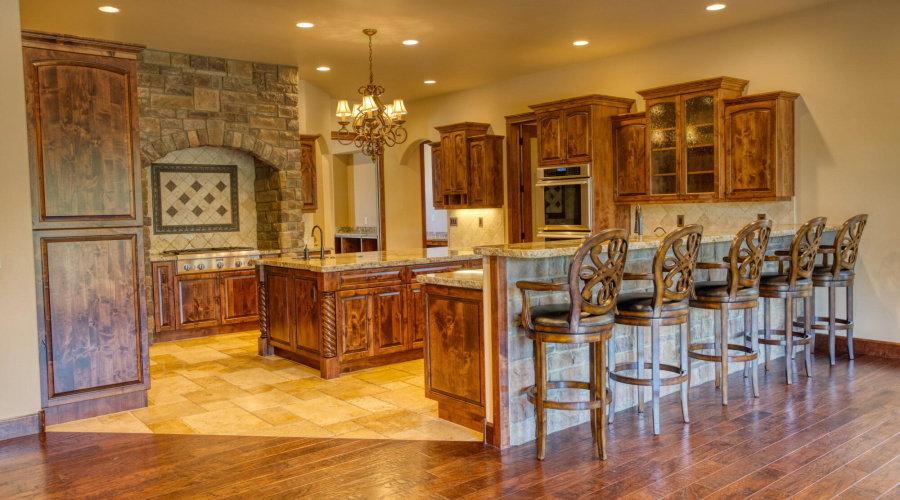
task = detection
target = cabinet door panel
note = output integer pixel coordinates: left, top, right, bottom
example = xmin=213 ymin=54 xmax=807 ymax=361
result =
xmin=372 ymin=286 xmax=407 ymax=355
xmin=614 ymin=121 xmax=648 ymax=199
xmin=37 ymin=229 xmax=145 ymax=401
xmin=647 ymin=99 xmax=680 ymax=198
xmin=468 ymin=141 xmax=485 ymax=205
xmin=266 ymin=272 xmax=292 ymax=348
xmin=292 ymin=277 xmax=319 ymax=355
xmin=537 ymin=112 xmax=564 ymax=164
xmin=152 ymin=262 xmax=175 ymax=332
xmin=25 ymin=53 xmax=139 ymax=227
xmin=425 ymin=292 xmax=484 ymax=407
xmin=726 ymin=103 xmax=776 ymax=199
xmin=451 ymin=131 xmax=468 ymax=193
xmin=409 ymin=284 xmax=425 ymax=348
xmin=565 ymin=107 xmax=591 ymax=163
xmin=175 ymin=274 xmax=219 ymax=329
xmin=339 ymin=290 xmax=371 ymax=360
xmin=440 ymin=134 xmax=455 ymax=195
xmin=220 ymin=270 xmax=258 ymax=325
xmin=431 ymin=146 xmax=444 ymax=209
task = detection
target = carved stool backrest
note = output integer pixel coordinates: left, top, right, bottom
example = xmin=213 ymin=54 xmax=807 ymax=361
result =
xmin=828 ymin=214 xmax=868 ymax=278
xmin=786 ymin=217 xmax=827 ymax=287
xmin=568 ymin=229 xmax=629 ymax=331
xmin=650 ymin=225 xmax=703 ymax=316
xmin=725 ymin=219 xmax=772 ymax=300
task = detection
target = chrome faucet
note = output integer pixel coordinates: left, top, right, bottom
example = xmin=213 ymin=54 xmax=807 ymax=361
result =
xmin=654 ymin=226 xmax=667 ymax=236
xmin=305 ymin=225 xmax=325 ymax=260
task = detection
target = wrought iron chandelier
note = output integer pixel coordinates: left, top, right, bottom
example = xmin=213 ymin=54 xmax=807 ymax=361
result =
xmin=335 ymin=28 xmax=408 ymax=162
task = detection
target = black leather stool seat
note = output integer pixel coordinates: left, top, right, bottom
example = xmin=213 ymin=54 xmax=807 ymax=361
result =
xmin=616 ymin=293 xmax=689 ymax=318
xmin=759 ymin=273 xmax=813 ymax=293
xmin=811 ymin=266 xmax=855 ymax=284
xmin=530 ymin=303 xmax=615 ymax=330
xmin=692 ymin=281 xmax=759 ymax=304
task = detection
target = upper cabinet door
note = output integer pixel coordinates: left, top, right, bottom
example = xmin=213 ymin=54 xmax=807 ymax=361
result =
xmin=23 ymin=49 xmax=141 ymax=229
xmin=724 ymin=100 xmax=777 ymax=200
xmin=646 ymin=99 xmax=680 ymax=199
xmin=468 ymin=140 xmax=485 ymax=205
xmin=431 ymin=146 xmax=444 ymax=209
xmin=440 ymin=134 xmax=455 ymax=195
xmin=536 ymin=111 xmax=564 ymax=165
xmin=681 ymin=92 xmax=718 ymax=199
xmin=564 ymin=106 xmax=592 ymax=163
xmin=450 ymin=131 xmax=468 ymax=193
xmin=613 ymin=115 xmax=648 ymax=201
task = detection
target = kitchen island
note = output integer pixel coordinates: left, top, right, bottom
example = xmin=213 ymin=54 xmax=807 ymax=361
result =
xmin=253 ymin=247 xmax=481 ymax=378
xmin=474 ymin=224 xmax=837 ymax=449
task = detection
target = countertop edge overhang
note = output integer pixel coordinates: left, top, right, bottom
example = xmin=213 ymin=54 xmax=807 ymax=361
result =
xmin=473 ymin=225 xmax=840 ymax=259
xmin=251 ymin=247 xmax=480 ymax=272
xmin=417 ymin=270 xmax=485 ymax=290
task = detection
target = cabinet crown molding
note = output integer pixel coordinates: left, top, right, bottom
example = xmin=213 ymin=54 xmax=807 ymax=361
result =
xmin=22 ymin=30 xmax=145 ymax=59
xmin=612 ymin=111 xmax=647 ymax=122
xmin=529 ymin=94 xmax=635 ymax=112
xmin=434 ymin=122 xmax=491 ymax=134
xmin=723 ymin=91 xmax=800 ymax=105
xmin=636 ymin=76 xmax=749 ymax=99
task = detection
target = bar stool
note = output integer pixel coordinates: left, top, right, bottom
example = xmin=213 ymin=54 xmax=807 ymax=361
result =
xmin=688 ymin=219 xmax=771 ymax=405
xmin=609 ymin=224 xmax=702 ymax=436
xmin=517 ymin=229 xmax=629 ymax=460
xmin=802 ymin=214 xmax=867 ymax=364
xmin=757 ymin=217 xmax=827 ymax=384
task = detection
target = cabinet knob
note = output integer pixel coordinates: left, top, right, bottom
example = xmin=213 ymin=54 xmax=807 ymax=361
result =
xmin=183 ymin=264 xmax=192 ymax=271
xmin=216 ymin=262 xmax=225 ymax=269
xmin=197 ymin=263 xmax=206 ymax=270
xmin=235 ymin=260 xmax=243 ymax=267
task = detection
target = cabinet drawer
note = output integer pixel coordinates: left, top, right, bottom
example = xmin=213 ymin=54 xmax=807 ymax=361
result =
xmin=407 ymin=261 xmax=470 ymax=280
xmin=338 ymin=267 xmax=405 ymax=289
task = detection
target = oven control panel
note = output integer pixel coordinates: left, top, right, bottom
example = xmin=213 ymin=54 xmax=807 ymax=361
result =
xmin=537 ymin=164 xmax=590 ymax=180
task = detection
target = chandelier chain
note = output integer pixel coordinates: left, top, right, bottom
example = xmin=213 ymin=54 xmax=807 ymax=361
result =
xmin=368 ymin=33 xmax=374 ymax=86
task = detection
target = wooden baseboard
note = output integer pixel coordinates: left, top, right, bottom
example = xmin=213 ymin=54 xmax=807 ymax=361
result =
xmin=153 ymin=322 xmax=257 ymax=343
xmin=814 ymin=333 xmax=900 ymax=359
xmin=0 ymin=412 xmax=43 ymax=441
xmin=44 ymin=391 xmax=148 ymax=426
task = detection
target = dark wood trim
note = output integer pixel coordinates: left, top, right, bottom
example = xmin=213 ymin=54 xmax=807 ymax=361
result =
xmin=153 ymin=322 xmax=258 ymax=344
xmin=377 ymin=152 xmax=386 ymax=251
xmin=43 ymin=391 xmax=147 ymax=426
xmin=21 ymin=30 xmax=145 ymax=58
xmin=505 ymin=116 xmax=537 ymax=244
xmin=815 ymin=333 xmax=900 ymax=359
xmin=419 ymin=141 xmax=428 ymax=248
xmin=488 ymin=256 xmax=510 ymax=448
xmin=0 ymin=412 xmax=43 ymax=442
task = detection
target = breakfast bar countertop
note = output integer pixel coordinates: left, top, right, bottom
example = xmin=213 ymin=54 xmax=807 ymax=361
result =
xmin=473 ymin=224 xmax=839 ymax=259
xmin=417 ymin=269 xmax=484 ymax=290
xmin=252 ymin=246 xmax=479 ymax=272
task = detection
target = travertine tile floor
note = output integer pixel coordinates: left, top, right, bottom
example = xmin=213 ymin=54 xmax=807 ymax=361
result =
xmin=47 ymin=331 xmax=483 ymax=442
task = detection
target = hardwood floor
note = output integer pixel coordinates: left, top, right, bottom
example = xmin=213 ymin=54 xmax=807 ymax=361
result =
xmin=1 ymin=353 xmax=898 ymax=499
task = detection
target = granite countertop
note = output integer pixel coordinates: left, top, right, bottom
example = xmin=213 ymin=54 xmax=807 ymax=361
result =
xmin=149 ymin=250 xmax=281 ymax=263
xmin=473 ymin=224 xmax=839 ymax=259
xmin=252 ymin=247 xmax=479 ymax=272
xmin=425 ymin=232 xmax=448 ymax=242
xmin=417 ymin=269 xmax=484 ymax=290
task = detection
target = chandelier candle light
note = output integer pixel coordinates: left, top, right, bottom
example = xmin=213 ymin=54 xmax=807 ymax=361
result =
xmin=335 ymin=28 xmax=408 ymax=162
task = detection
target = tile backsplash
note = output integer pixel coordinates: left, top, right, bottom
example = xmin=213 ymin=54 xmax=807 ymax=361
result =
xmin=631 ymin=200 xmax=795 ymax=234
xmin=447 ymin=208 xmax=506 ymax=247
xmin=149 ymin=147 xmax=257 ymax=253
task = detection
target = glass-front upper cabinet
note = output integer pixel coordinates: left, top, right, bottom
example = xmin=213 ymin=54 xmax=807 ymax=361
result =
xmin=637 ymin=77 xmax=748 ymax=202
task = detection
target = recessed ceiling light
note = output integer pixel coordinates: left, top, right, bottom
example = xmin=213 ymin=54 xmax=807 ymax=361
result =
xmin=403 ymin=40 xmax=418 ymax=45
xmin=573 ymin=40 xmax=589 ymax=46
xmin=98 ymin=6 xmax=119 ymax=13
xmin=424 ymin=80 xmax=436 ymax=84
xmin=296 ymin=22 xmax=314 ymax=28
xmin=316 ymin=66 xmax=330 ymax=72
xmin=706 ymin=4 xmax=726 ymax=10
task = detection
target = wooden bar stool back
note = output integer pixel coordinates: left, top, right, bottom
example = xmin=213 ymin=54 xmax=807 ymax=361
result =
xmin=805 ymin=214 xmax=867 ymax=364
xmin=758 ymin=217 xmax=827 ymax=384
xmin=517 ymin=228 xmax=629 ymax=460
xmin=689 ymin=219 xmax=772 ymax=405
xmin=610 ymin=224 xmax=703 ymax=435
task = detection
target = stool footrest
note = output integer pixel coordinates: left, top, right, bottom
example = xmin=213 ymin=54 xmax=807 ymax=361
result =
xmin=688 ymin=342 xmax=758 ymax=363
xmin=752 ymin=329 xmax=813 ymax=346
xmin=609 ymin=362 xmax=688 ymax=387
xmin=525 ymin=381 xmax=612 ymax=411
xmin=793 ymin=316 xmax=853 ymax=331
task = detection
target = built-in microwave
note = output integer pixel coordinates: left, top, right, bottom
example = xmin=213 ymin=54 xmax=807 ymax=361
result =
xmin=533 ymin=164 xmax=592 ymax=240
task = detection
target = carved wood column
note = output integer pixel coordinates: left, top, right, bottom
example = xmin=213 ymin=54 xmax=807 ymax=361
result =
xmin=257 ymin=264 xmax=274 ymax=356
xmin=321 ymin=291 xmax=337 ymax=358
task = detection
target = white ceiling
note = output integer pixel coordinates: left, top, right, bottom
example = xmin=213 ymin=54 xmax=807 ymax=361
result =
xmin=19 ymin=0 xmax=837 ymax=102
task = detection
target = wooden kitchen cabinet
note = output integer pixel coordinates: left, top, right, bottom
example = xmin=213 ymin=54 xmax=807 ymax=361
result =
xmin=338 ymin=289 xmax=372 ymax=361
xmin=534 ymin=105 xmax=593 ymax=166
xmin=408 ymin=284 xmax=426 ymax=348
xmin=612 ymin=112 xmax=648 ymax=202
xmin=219 ymin=270 xmax=259 ymax=325
xmin=174 ymin=272 xmax=220 ymax=330
xmin=299 ymin=134 xmax=319 ymax=213
xmin=633 ymin=77 xmax=748 ymax=202
xmin=371 ymin=285 xmax=408 ymax=355
xmin=430 ymin=143 xmax=445 ymax=209
xmin=152 ymin=262 xmax=176 ymax=333
xmin=292 ymin=276 xmax=319 ymax=356
xmin=434 ymin=122 xmax=499 ymax=208
xmin=723 ymin=91 xmax=798 ymax=201
xmin=23 ymin=31 xmax=149 ymax=425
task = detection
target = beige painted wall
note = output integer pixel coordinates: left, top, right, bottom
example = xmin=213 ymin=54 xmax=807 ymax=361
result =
xmin=0 ymin=0 xmax=41 ymax=421
xmin=402 ymin=0 xmax=900 ymax=343
xmin=298 ymin=80 xmax=334 ymax=251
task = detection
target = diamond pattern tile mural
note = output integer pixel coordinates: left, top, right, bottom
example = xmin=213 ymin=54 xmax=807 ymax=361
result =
xmin=152 ymin=164 xmax=239 ymax=233
xmin=148 ymin=147 xmax=258 ymax=253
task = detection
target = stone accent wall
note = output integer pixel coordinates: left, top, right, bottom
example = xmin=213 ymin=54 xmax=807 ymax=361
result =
xmin=504 ymin=234 xmax=794 ymax=446
xmin=135 ymin=49 xmax=307 ymax=336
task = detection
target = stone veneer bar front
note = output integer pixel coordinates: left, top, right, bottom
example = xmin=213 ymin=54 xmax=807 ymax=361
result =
xmin=474 ymin=225 xmax=837 ymax=448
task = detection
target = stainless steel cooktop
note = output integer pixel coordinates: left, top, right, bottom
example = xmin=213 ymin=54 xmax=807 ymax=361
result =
xmin=165 ymin=247 xmax=260 ymax=274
